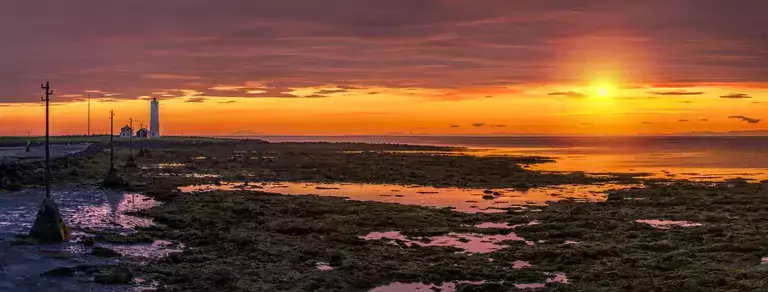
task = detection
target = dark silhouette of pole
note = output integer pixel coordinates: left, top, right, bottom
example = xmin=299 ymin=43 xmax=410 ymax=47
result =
xmin=87 ymin=93 xmax=91 ymax=136
xmin=110 ymin=110 xmax=115 ymax=168
xmin=125 ymin=118 xmax=137 ymax=168
xmin=29 ymin=82 xmax=69 ymax=242
xmin=102 ymin=109 xmax=121 ymax=187
xmin=129 ymin=118 xmax=133 ymax=156
xmin=41 ymin=82 xmax=52 ymax=199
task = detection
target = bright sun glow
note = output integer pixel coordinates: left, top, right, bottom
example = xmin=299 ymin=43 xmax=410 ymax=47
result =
xmin=592 ymin=83 xmax=615 ymax=98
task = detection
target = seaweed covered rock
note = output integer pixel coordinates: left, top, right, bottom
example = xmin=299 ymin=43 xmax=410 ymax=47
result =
xmin=91 ymin=246 xmax=122 ymax=257
xmin=41 ymin=267 xmax=76 ymax=277
xmin=94 ymin=266 xmax=134 ymax=285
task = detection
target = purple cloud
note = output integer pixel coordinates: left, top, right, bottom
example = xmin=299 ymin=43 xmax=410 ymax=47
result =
xmin=0 ymin=1 xmax=767 ymax=103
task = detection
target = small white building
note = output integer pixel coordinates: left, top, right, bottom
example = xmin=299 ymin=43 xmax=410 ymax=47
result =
xmin=136 ymin=128 xmax=149 ymax=138
xmin=120 ymin=126 xmax=132 ymax=138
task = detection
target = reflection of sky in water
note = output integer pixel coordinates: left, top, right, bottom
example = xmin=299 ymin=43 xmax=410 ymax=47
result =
xmin=0 ymin=187 xmax=158 ymax=238
xmin=0 ymin=188 xmax=165 ymax=292
xmin=361 ymin=231 xmax=532 ymax=253
xmin=375 ymin=145 xmax=768 ymax=182
xmin=370 ymin=272 xmax=569 ymax=292
xmin=362 ymin=220 xmax=544 ymax=254
xmin=179 ymin=182 xmax=638 ymax=213
xmin=635 ymin=219 xmax=703 ymax=229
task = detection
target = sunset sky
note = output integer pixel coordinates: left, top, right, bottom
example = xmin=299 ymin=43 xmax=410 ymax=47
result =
xmin=1 ymin=1 xmax=766 ymax=136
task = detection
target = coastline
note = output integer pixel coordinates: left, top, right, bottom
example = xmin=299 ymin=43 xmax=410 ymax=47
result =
xmin=0 ymin=137 xmax=766 ymax=291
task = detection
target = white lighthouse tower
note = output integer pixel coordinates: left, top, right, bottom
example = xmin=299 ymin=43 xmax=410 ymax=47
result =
xmin=150 ymin=97 xmax=160 ymax=138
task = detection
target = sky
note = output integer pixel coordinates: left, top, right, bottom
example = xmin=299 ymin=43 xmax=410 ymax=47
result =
xmin=1 ymin=0 xmax=767 ymax=136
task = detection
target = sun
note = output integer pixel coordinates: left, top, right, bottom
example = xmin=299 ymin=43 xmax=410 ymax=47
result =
xmin=592 ymin=84 xmax=615 ymax=98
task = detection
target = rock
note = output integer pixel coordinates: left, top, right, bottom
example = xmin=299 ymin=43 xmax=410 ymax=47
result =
xmin=92 ymin=246 xmax=122 ymax=257
xmin=483 ymin=190 xmax=493 ymax=194
xmin=93 ymin=266 xmax=134 ymax=285
xmin=51 ymin=252 xmax=75 ymax=259
xmin=482 ymin=195 xmax=495 ymax=200
xmin=329 ymin=252 xmax=345 ymax=267
xmin=11 ymin=237 xmax=37 ymax=245
xmin=567 ymin=205 xmax=590 ymax=217
xmin=606 ymin=193 xmax=625 ymax=202
xmin=41 ymin=267 xmax=75 ymax=277
xmin=82 ymin=237 xmax=95 ymax=246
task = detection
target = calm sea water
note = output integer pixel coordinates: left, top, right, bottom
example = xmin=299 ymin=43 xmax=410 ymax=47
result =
xmin=237 ymin=135 xmax=768 ymax=181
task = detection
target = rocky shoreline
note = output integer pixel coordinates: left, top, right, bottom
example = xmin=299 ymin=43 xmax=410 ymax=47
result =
xmin=2 ymin=138 xmax=766 ymax=291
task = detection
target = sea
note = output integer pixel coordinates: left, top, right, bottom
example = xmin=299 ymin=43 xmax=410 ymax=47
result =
xmin=232 ymin=135 xmax=768 ymax=181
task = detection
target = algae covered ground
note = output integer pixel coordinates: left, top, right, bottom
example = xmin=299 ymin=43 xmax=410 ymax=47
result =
xmin=2 ymin=138 xmax=767 ymax=291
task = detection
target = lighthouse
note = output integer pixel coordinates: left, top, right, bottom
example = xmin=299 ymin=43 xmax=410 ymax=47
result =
xmin=150 ymin=98 xmax=160 ymax=138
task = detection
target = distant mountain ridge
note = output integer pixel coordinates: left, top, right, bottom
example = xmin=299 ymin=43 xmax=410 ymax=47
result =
xmin=668 ymin=130 xmax=768 ymax=136
xmin=231 ymin=130 xmax=263 ymax=136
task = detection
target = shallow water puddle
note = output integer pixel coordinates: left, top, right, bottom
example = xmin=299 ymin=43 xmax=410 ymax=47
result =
xmin=143 ymin=163 xmax=186 ymax=170
xmin=369 ymin=282 xmax=457 ymax=292
xmin=316 ymin=262 xmax=333 ymax=271
xmin=179 ymin=181 xmax=639 ymax=213
xmin=370 ymin=274 xmax=568 ymax=292
xmin=0 ymin=189 xmax=158 ymax=235
xmin=361 ymin=231 xmax=532 ymax=253
xmin=158 ymin=172 xmax=221 ymax=178
xmin=0 ymin=188 xmax=176 ymax=291
xmin=474 ymin=220 xmax=540 ymax=229
xmin=514 ymin=272 xmax=569 ymax=290
xmin=512 ymin=260 xmax=532 ymax=270
xmin=635 ymin=219 xmax=703 ymax=229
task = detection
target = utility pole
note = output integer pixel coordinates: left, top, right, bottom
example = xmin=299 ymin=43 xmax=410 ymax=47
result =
xmin=41 ymin=82 xmax=52 ymax=199
xmin=138 ymin=121 xmax=146 ymax=157
xmin=110 ymin=110 xmax=115 ymax=168
xmin=129 ymin=118 xmax=133 ymax=156
xmin=29 ymin=81 xmax=69 ymax=242
xmin=125 ymin=118 xmax=137 ymax=168
xmin=103 ymin=109 xmax=121 ymax=186
xmin=87 ymin=93 xmax=91 ymax=136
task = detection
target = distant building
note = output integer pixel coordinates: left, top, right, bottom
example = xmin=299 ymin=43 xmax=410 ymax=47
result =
xmin=136 ymin=128 xmax=149 ymax=138
xmin=150 ymin=98 xmax=160 ymax=138
xmin=120 ymin=126 xmax=132 ymax=138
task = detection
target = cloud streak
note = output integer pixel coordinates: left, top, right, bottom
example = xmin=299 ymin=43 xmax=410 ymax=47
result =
xmin=185 ymin=97 xmax=207 ymax=103
xmin=720 ymin=93 xmax=752 ymax=99
xmin=649 ymin=91 xmax=705 ymax=96
xmin=548 ymin=91 xmax=586 ymax=98
xmin=729 ymin=116 xmax=761 ymax=124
